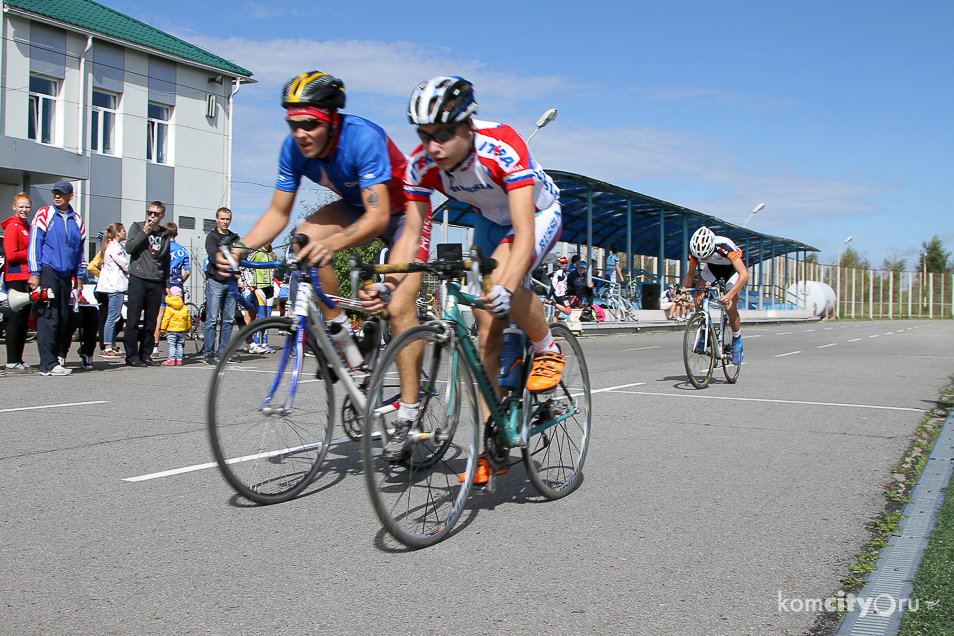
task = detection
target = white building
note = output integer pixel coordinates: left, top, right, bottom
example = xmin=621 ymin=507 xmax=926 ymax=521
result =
xmin=0 ymin=0 xmax=253 ymax=261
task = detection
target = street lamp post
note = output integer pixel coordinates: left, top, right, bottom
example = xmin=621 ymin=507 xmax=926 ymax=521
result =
xmin=742 ymin=203 xmax=765 ymax=229
xmin=526 ymin=108 xmax=557 ymax=144
xmin=836 ymin=236 xmax=853 ymax=319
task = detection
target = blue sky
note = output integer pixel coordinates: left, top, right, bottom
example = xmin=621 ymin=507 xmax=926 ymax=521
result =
xmin=107 ymin=0 xmax=952 ymax=267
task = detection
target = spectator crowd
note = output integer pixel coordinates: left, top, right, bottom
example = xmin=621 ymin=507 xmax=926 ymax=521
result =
xmin=1 ymin=187 xmax=283 ymax=377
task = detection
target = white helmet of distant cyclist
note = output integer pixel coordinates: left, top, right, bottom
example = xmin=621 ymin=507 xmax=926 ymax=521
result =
xmin=407 ymin=76 xmax=477 ymax=125
xmin=690 ymin=226 xmax=716 ymax=260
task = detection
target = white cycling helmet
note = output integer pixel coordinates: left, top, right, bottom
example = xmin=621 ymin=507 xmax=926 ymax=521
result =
xmin=690 ymin=226 xmax=716 ymax=260
xmin=407 ymin=76 xmax=477 ymax=125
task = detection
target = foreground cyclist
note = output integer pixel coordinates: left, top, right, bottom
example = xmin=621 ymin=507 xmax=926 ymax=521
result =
xmin=376 ymin=76 xmax=564 ymax=481
xmin=219 ymin=71 xmax=431 ymax=413
xmin=681 ymin=226 xmax=750 ymax=364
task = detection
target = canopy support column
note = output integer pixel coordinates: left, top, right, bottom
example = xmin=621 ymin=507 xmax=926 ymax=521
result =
xmin=586 ymin=186 xmax=593 ymax=285
xmin=626 ymin=199 xmax=632 ymax=280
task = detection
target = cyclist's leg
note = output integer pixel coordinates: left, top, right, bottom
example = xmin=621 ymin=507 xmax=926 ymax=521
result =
xmin=300 ymin=200 xmax=359 ymax=321
xmin=482 ymin=204 xmax=563 ymax=392
xmin=380 ymin=207 xmax=432 ymax=418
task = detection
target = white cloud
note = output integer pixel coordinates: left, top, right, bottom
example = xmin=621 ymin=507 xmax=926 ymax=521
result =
xmin=528 ymin=124 xmax=892 ymax=228
xmin=184 ymin=34 xmax=584 ymax=112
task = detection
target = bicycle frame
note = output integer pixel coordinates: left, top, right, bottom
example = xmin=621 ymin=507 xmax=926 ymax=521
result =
xmin=689 ymin=282 xmax=729 ymax=360
xmin=389 ymin=273 xmax=574 ymax=450
xmin=239 ymin=259 xmax=377 ymax=420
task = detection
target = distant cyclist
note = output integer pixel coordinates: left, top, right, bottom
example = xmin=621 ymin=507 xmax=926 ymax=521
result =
xmin=681 ymin=226 xmax=750 ymax=364
xmin=547 ymin=255 xmax=571 ymax=316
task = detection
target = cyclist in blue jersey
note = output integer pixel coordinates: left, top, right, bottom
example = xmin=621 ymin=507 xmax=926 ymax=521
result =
xmin=222 ymin=72 xmax=430 ymax=325
xmin=219 ymin=71 xmax=431 ymax=431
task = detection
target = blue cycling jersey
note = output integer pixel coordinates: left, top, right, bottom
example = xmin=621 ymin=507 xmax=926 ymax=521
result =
xmin=275 ymin=114 xmax=407 ymax=214
xmin=169 ymin=240 xmax=190 ymax=287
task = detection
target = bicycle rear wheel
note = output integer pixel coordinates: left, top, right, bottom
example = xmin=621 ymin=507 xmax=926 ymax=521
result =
xmin=683 ymin=313 xmax=714 ymax=389
xmin=363 ymin=324 xmax=479 ymax=548
xmin=207 ymin=316 xmax=335 ymax=504
xmin=521 ymin=322 xmax=592 ymax=499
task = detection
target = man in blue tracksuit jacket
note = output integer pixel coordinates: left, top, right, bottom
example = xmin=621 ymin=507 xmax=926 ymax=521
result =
xmin=28 ymin=180 xmax=85 ymax=375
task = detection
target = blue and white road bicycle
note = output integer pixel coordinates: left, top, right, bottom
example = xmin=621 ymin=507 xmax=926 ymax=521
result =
xmin=206 ymin=236 xmax=387 ymax=504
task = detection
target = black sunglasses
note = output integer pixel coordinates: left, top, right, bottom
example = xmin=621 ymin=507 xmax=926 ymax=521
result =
xmin=287 ymin=119 xmax=323 ymax=132
xmin=147 ymin=210 xmax=163 ymax=217
xmin=417 ymin=124 xmax=460 ymax=145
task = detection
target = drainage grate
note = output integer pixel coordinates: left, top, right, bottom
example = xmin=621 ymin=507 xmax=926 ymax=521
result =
xmin=835 ymin=408 xmax=954 ymax=635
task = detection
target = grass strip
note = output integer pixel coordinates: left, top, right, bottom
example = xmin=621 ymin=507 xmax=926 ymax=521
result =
xmin=896 ymin=484 xmax=954 ymax=634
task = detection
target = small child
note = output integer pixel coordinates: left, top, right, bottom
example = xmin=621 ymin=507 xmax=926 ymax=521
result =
xmin=160 ymin=286 xmax=191 ymax=366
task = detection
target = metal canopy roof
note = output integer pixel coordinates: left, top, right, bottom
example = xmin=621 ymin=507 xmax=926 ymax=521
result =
xmin=432 ymin=169 xmax=817 ymax=267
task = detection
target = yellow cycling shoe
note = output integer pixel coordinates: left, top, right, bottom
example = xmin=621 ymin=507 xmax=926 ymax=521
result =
xmin=459 ymin=454 xmax=509 ymax=484
xmin=525 ymin=349 xmax=565 ymax=392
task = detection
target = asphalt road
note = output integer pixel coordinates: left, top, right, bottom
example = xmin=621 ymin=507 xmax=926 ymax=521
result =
xmin=1 ymin=320 xmax=951 ymax=636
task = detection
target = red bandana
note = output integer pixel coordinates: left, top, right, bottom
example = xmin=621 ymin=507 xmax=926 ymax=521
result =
xmin=285 ymin=107 xmax=335 ymax=123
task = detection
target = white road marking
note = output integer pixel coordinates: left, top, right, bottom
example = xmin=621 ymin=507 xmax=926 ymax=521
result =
xmin=606 ymin=390 xmax=925 ymax=412
xmin=869 ymin=334 xmax=880 ymax=338
xmin=0 ymin=400 xmax=109 ymax=413
xmin=804 ymin=329 xmax=816 ymax=332
xmin=818 ymin=343 xmax=837 ymax=349
xmin=775 ymin=351 xmax=802 ymax=358
xmin=125 ymin=381 xmax=649 ymax=482
xmin=623 ymin=346 xmax=660 ymax=351
xmin=848 ymin=338 xmax=862 ymax=342
xmin=776 ymin=332 xmax=792 ymax=335
xmin=823 ymin=327 xmax=833 ymax=330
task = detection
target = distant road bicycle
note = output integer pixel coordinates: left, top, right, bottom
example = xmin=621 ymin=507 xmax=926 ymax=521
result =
xmin=682 ymin=280 xmax=740 ymax=389
xmin=206 ymin=236 xmax=387 ymax=504
xmin=597 ymin=279 xmax=638 ymax=321
xmin=354 ymin=246 xmax=592 ymax=548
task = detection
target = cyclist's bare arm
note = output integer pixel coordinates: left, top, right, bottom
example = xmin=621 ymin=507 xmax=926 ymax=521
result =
xmin=296 ymin=182 xmax=390 ymax=267
xmin=358 ymin=198 xmax=428 ymax=314
xmin=681 ymin=260 xmax=698 ymax=291
xmin=721 ymin=258 xmax=750 ymax=306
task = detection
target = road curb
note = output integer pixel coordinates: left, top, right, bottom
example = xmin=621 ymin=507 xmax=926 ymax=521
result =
xmin=834 ymin=406 xmax=954 ymax=635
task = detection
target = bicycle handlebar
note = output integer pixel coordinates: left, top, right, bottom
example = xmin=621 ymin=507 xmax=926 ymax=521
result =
xmin=349 ymin=245 xmax=497 ymax=296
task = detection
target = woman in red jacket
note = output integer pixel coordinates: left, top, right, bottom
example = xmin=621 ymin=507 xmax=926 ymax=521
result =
xmin=2 ymin=192 xmax=33 ymax=371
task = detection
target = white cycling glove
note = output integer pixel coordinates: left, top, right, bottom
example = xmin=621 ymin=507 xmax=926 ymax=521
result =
xmin=489 ymin=285 xmax=512 ymax=316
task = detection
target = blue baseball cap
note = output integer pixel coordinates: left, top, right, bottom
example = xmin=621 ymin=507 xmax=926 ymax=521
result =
xmin=51 ymin=180 xmax=73 ymax=195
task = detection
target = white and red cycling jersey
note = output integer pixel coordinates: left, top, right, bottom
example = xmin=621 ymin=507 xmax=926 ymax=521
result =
xmin=690 ymin=235 xmax=744 ymax=283
xmin=404 ymin=119 xmax=560 ymax=225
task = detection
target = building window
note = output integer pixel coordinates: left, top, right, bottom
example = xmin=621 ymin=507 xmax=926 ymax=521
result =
xmin=203 ymin=219 xmax=216 ymax=232
xmin=146 ymin=103 xmax=170 ymax=164
xmin=178 ymin=216 xmax=196 ymax=230
xmin=91 ymin=90 xmax=118 ymax=154
xmin=28 ymin=76 xmax=58 ymax=144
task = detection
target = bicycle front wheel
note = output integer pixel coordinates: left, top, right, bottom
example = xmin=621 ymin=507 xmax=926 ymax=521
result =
xmin=207 ymin=316 xmax=335 ymax=504
xmin=683 ymin=313 xmax=714 ymax=389
xmin=363 ymin=324 xmax=479 ymax=548
xmin=521 ymin=322 xmax=592 ymax=499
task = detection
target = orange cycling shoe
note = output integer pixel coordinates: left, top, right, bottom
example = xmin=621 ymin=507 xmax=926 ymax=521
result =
xmin=525 ymin=349 xmax=565 ymax=392
xmin=459 ymin=454 xmax=509 ymax=484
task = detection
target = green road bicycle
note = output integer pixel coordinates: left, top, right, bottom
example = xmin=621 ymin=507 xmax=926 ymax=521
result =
xmin=682 ymin=280 xmax=740 ymax=389
xmin=354 ymin=246 xmax=592 ymax=548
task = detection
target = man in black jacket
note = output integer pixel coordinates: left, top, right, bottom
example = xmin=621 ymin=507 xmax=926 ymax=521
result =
xmin=567 ymin=260 xmax=595 ymax=307
xmin=123 ymin=201 xmax=171 ymax=366
xmin=203 ymin=207 xmax=239 ymax=364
